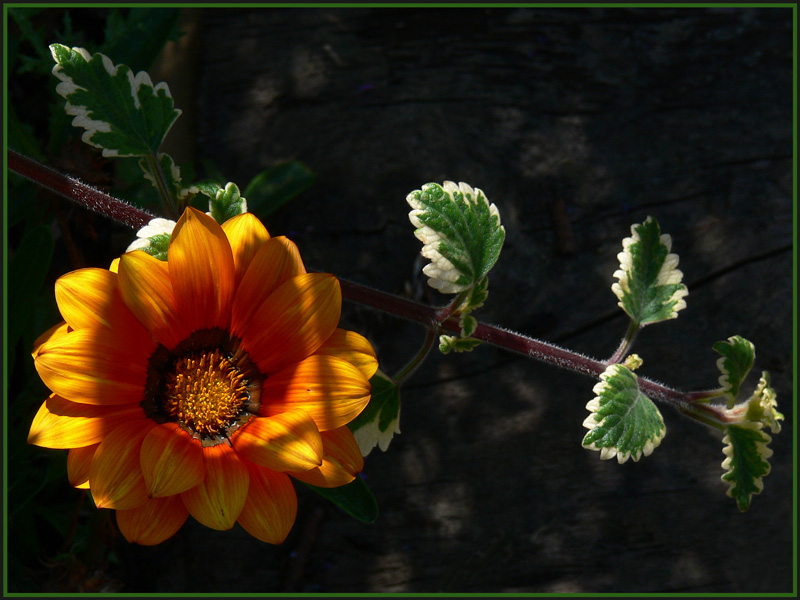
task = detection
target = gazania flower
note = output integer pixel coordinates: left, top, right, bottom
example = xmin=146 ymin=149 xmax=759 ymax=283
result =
xmin=28 ymin=207 xmax=377 ymax=545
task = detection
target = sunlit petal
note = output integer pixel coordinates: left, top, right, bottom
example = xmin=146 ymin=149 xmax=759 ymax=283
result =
xmin=232 ymin=410 xmax=323 ymax=472
xmin=90 ymin=421 xmax=156 ymax=510
xmin=67 ymin=444 xmax=97 ymax=489
xmin=140 ymin=423 xmax=205 ymax=498
xmin=240 ymin=273 xmax=341 ymax=375
xmin=314 ymin=328 xmax=379 ymax=380
xmin=181 ymin=443 xmax=249 ymax=530
xmin=289 ymin=426 xmax=364 ymax=488
xmin=28 ymin=394 xmax=146 ymax=449
xmin=117 ymin=495 xmax=189 ymax=546
xmin=55 ymin=268 xmax=148 ymax=336
xmin=232 ymin=237 xmax=306 ymax=337
xmin=118 ymin=250 xmax=185 ymax=349
xmin=169 ymin=207 xmax=235 ymax=332
xmin=221 ymin=212 xmax=271 ymax=285
xmin=34 ymin=327 xmax=155 ymax=405
xmin=260 ymin=355 xmax=371 ymax=431
xmin=237 ymin=462 xmax=297 ymax=544
xmin=32 ymin=321 xmax=69 ymax=359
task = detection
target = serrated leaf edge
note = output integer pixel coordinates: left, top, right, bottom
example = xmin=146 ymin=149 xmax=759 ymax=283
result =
xmin=582 ymin=364 xmax=666 ymax=464
xmin=611 ymin=216 xmax=688 ymax=324
xmin=714 ymin=335 xmax=755 ymax=405
xmin=50 ymin=44 xmax=180 ymax=157
xmin=721 ymin=422 xmax=773 ymax=509
xmin=407 ymin=181 xmax=504 ymax=294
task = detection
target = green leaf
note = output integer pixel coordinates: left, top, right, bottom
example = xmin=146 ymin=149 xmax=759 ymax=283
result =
xmin=50 ymin=43 xmax=181 ymax=157
xmin=744 ymin=371 xmax=784 ymax=435
xmin=126 ymin=217 xmax=176 ymax=260
xmin=243 ymin=161 xmax=315 ymax=218
xmin=611 ymin=216 xmax=688 ymax=327
xmin=713 ymin=335 xmax=755 ymax=407
xmin=721 ymin=423 xmax=773 ymax=512
xmin=348 ymin=371 xmax=401 ymax=455
xmin=203 ymin=182 xmax=248 ymax=223
xmin=407 ymin=181 xmax=505 ymax=294
xmin=303 ymin=475 xmax=378 ymax=523
xmin=439 ymin=334 xmax=483 ymax=354
xmin=582 ymin=364 xmax=666 ymax=463
xmin=8 ymin=225 xmax=55 ymax=362
xmin=102 ymin=8 xmax=182 ymax=72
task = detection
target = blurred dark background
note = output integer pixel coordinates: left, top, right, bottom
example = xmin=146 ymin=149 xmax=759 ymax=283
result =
xmin=5 ymin=6 xmax=794 ymax=593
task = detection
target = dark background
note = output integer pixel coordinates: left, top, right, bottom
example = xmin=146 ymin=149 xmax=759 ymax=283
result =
xmin=6 ymin=6 xmax=794 ymax=594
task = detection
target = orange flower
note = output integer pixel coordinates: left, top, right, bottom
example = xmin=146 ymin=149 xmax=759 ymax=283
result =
xmin=28 ymin=207 xmax=377 ymax=545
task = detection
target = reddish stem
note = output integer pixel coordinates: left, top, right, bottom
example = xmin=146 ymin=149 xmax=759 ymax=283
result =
xmin=8 ymin=149 xmax=695 ymax=411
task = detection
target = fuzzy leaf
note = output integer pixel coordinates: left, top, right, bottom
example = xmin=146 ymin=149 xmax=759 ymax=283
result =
xmin=202 ymin=182 xmax=248 ymax=223
xmin=713 ymin=335 xmax=755 ymax=407
xmin=611 ymin=216 xmax=688 ymax=327
xmin=50 ymin=43 xmax=180 ymax=157
xmin=721 ymin=423 xmax=773 ymax=512
xmin=582 ymin=364 xmax=666 ymax=463
xmin=126 ymin=217 xmax=176 ymax=260
xmin=348 ymin=371 xmax=401 ymax=456
xmin=439 ymin=335 xmax=483 ymax=354
xmin=407 ymin=181 xmax=505 ymax=294
xmin=745 ymin=372 xmax=784 ymax=435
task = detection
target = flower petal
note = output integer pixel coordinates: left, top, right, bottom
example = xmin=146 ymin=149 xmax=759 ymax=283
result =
xmin=32 ymin=321 xmax=69 ymax=358
xmin=55 ymin=268 xmax=148 ymax=336
xmin=289 ymin=426 xmax=364 ymax=488
xmin=168 ymin=207 xmax=235 ymax=333
xmin=28 ymin=394 xmax=147 ymax=449
xmin=118 ymin=250 xmax=185 ymax=349
xmin=181 ymin=443 xmax=249 ymax=530
xmin=34 ymin=327 xmax=154 ymax=405
xmin=117 ymin=495 xmax=189 ymax=546
xmin=140 ymin=423 xmax=205 ymax=498
xmin=68 ymin=444 xmax=98 ymax=489
xmin=314 ymin=329 xmax=379 ymax=380
xmin=239 ymin=273 xmax=341 ymax=375
xmin=260 ymin=355 xmax=371 ymax=431
xmin=232 ymin=410 xmax=323 ymax=472
xmin=231 ymin=237 xmax=306 ymax=339
xmin=221 ymin=212 xmax=271 ymax=285
xmin=90 ymin=421 xmax=155 ymax=510
xmin=237 ymin=462 xmax=297 ymax=544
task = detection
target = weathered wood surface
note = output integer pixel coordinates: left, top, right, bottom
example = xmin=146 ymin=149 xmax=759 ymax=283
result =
xmin=118 ymin=7 xmax=793 ymax=593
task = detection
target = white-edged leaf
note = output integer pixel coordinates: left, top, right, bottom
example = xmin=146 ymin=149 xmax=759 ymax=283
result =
xmin=744 ymin=371 xmax=783 ymax=435
xmin=407 ymin=181 xmax=505 ymax=294
xmin=50 ymin=43 xmax=180 ymax=157
xmin=439 ymin=334 xmax=482 ymax=354
xmin=713 ymin=335 xmax=755 ymax=407
xmin=126 ymin=217 xmax=176 ymax=260
xmin=348 ymin=370 xmax=400 ymax=456
xmin=721 ymin=423 xmax=773 ymax=512
xmin=582 ymin=364 xmax=666 ymax=464
xmin=611 ymin=216 xmax=688 ymax=327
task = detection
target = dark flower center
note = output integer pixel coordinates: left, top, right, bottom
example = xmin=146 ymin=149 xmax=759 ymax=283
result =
xmin=143 ymin=328 xmax=262 ymax=446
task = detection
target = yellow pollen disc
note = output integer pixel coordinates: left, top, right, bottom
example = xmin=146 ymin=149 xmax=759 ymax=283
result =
xmin=163 ymin=348 xmax=249 ymax=437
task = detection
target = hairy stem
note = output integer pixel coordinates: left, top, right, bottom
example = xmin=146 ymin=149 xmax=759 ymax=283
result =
xmin=8 ymin=150 xmax=698 ymax=414
xmin=8 ymin=149 xmax=153 ymax=229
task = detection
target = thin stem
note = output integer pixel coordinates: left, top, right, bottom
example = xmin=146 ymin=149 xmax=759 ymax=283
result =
xmin=143 ymin=153 xmax=179 ymax=219
xmin=392 ymin=326 xmax=439 ymax=388
xmin=391 ymin=292 xmax=466 ymax=387
xmin=8 ymin=150 xmax=700 ymax=415
xmin=606 ymin=319 xmax=640 ymax=365
xmin=8 ymin=149 xmax=153 ymax=229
